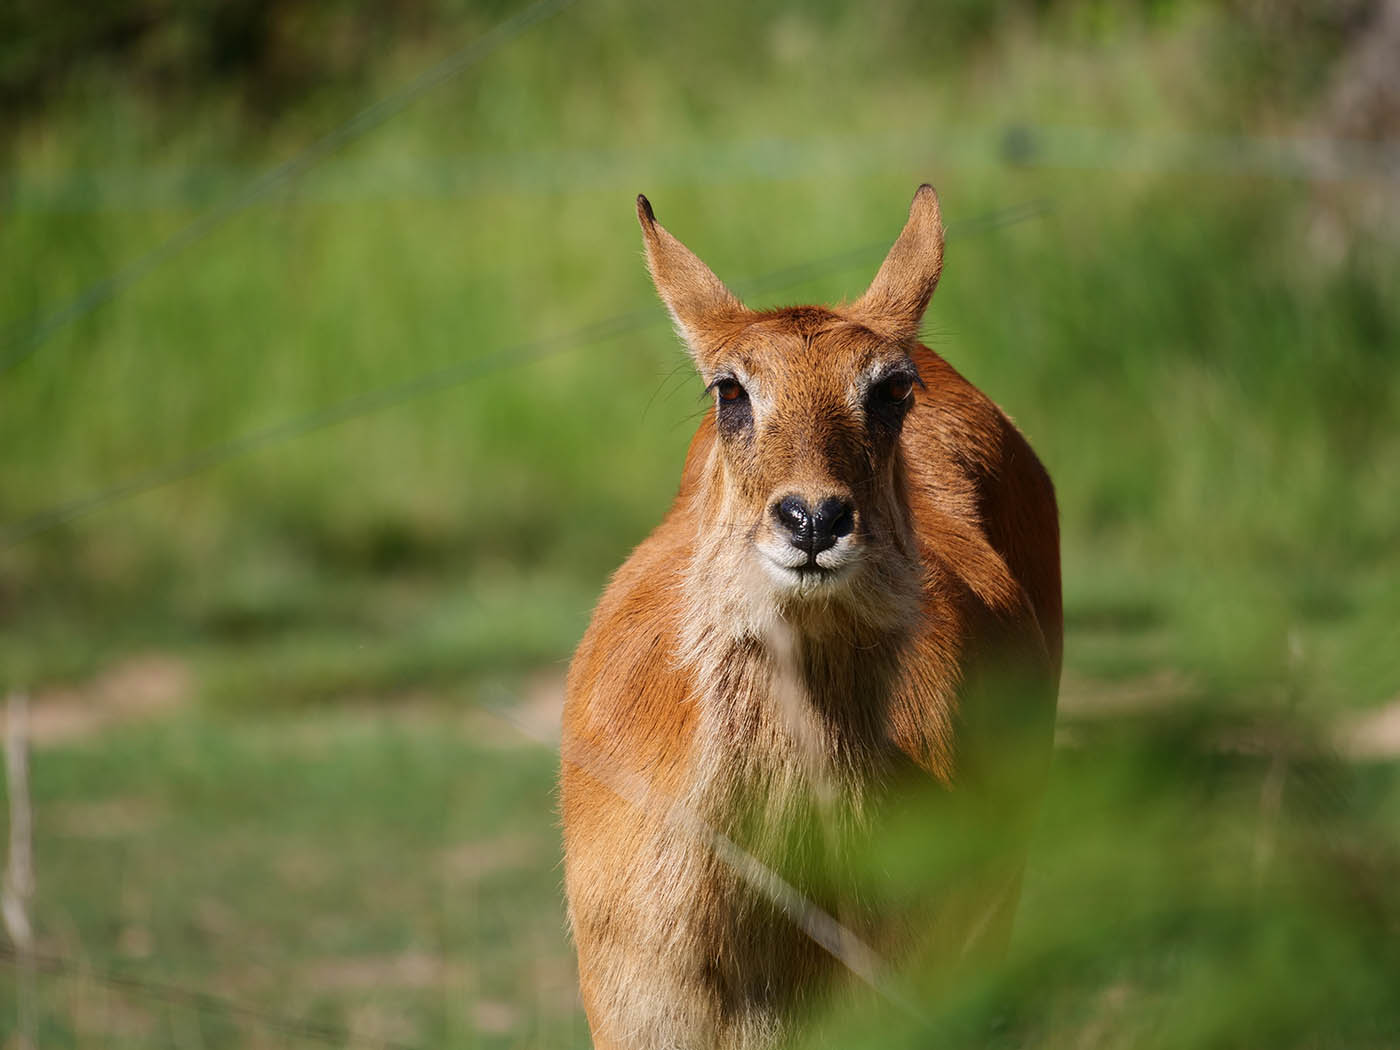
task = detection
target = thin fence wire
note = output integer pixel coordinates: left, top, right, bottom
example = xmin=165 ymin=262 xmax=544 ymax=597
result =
xmin=8 ymin=127 xmax=1397 ymax=215
xmin=0 ymin=306 xmax=652 ymax=549
xmin=0 ymin=198 xmax=1052 ymax=551
xmin=0 ymin=0 xmax=577 ymax=378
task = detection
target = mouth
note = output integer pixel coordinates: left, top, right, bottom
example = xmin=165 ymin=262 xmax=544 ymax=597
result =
xmin=758 ymin=550 xmax=855 ymax=592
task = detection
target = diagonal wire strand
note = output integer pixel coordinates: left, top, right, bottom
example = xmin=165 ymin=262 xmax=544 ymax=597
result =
xmin=0 ymin=199 xmax=1050 ymax=549
xmin=0 ymin=199 xmax=1051 ymax=551
xmin=0 ymin=0 xmax=577 ymax=378
xmin=0 ymin=307 xmax=651 ymax=549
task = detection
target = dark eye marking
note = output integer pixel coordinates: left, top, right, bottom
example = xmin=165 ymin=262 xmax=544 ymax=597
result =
xmin=874 ymin=372 xmax=914 ymax=404
xmin=865 ymin=365 xmax=920 ymax=433
xmin=868 ymin=364 xmax=920 ymax=405
xmin=707 ymin=374 xmax=753 ymax=436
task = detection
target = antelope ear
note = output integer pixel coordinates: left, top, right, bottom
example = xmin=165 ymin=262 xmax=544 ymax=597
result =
xmin=636 ymin=194 xmax=746 ymax=360
xmin=851 ymin=184 xmax=945 ymax=343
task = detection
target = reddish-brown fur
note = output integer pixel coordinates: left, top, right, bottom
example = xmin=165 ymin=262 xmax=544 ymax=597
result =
xmin=560 ymin=187 xmax=1061 ymax=1050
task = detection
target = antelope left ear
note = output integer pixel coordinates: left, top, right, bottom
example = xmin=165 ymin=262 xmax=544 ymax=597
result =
xmin=636 ymin=194 xmax=747 ymax=362
xmin=851 ymin=184 xmax=945 ymax=344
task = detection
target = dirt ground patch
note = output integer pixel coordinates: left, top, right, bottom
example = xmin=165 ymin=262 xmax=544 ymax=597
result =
xmin=1335 ymin=696 xmax=1400 ymax=759
xmin=438 ymin=832 xmax=544 ymax=883
xmin=8 ymin=654 xmax=1396 ymax=762
xmin=302 ymin=950 xmax=465 ymax=991
xmin=45 ymin=796 xmax=167 ymax=838
xmin=7 ymin=654 xmax=190 ymax=746
xmin=1057 ymin=668 xmax=1198 ymax=719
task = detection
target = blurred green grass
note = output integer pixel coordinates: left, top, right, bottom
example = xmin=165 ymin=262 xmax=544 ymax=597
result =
xmin=4 ymin=2 xmax=1397 ymax=710
xmin=2 ymin=0 xmax=1399 ymax=1046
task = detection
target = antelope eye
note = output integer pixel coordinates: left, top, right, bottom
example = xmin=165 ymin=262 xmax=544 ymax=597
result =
xmin=715 ymin=378 xmax=745 ymax=402
xmin=876 ymin=373 xmax=914 ymax=404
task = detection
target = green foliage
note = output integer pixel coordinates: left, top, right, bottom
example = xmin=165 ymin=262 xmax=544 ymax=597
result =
xmin=802 ymin=718 xmax=1400 ymax=1049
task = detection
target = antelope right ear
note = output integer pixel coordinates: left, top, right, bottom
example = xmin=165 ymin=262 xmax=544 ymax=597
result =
xmin=851 ymin=184 xmax=945 ymax=344
xmin=636 ymin=195 xmax=747 ymax=361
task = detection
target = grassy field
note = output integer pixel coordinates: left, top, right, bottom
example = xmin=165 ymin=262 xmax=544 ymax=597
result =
xmin=2 ymin=1 xmax=1399 ymax=1046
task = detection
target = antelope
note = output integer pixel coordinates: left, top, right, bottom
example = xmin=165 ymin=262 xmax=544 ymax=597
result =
xmin=560 ymin=186 xmax=1061 ymax=1049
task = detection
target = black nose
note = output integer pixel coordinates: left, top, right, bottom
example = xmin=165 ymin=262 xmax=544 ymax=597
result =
xmin=772 ymin=495 xmax=855 ymax=555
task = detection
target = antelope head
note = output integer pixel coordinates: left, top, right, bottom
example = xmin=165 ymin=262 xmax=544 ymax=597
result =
xmin=639 ymin=187 xmax=945 ymax=632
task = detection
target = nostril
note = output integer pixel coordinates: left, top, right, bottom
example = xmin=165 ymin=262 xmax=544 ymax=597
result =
xmin=811 ymin=498 xmax=855 ymax=553
xmin=773 ymin=495 xmax=813 ymax=549
xmin=826 ymin=499 xmax=855 ymax=540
